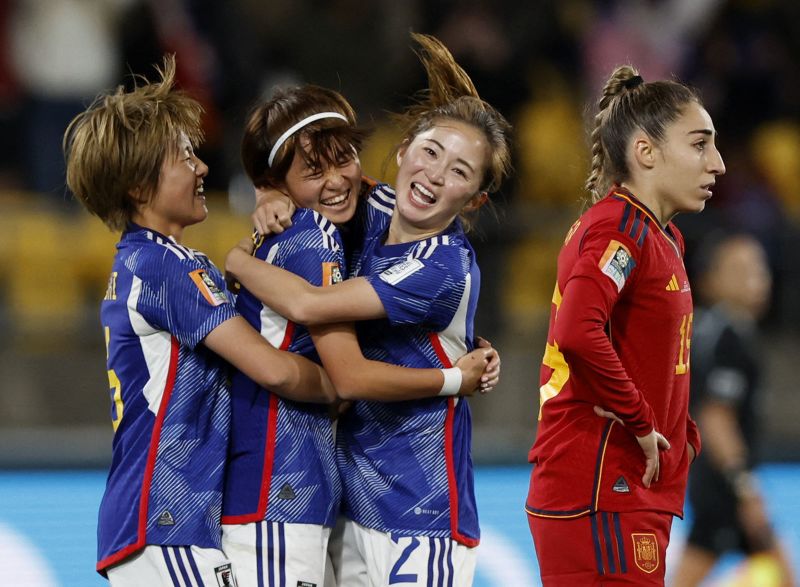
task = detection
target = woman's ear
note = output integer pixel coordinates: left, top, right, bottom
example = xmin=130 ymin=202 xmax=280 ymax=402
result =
xmin=128 ymin=186 xmax=148 ymax=205
xmin=396 ymin=139 xmax=411 ymax=167
xmin=463 ymin=191 xmax=489 ymax=212
xmin=631 ymin=132 xmax=656 ymax=170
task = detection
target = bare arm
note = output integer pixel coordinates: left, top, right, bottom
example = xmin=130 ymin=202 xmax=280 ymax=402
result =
xmin=226 ymin=246 xmax=385 ymax=326
xmin=204 ymin=315 xmax=336 ymax=403
xmin=697 ymin=399 xmax=747 ymax=473
xmin=309 ymin=322 xmax=495 ymax=401
xmin=699 ymin=399 xmax=779 ymax=551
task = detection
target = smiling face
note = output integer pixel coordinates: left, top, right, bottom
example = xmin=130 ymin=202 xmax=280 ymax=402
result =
xmin=281 ymin=134 xmax=362 ymax=225
xmin=391 ymin=119 xmax=489 ymax=242
xmin=649 ymin=101 xmax=726 ymax=221
xmin=133 ymin=132 xmax=208 ymax=240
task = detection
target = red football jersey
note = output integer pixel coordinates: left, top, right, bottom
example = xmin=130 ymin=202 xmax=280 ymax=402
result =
xmin=527 ymin=188 xmax=701 ymax=519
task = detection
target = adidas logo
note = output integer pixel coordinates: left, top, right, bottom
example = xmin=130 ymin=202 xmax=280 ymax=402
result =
xmin=612 ymin=476 xmax=630 ymax=493
xmin=157 ymin=510 xmax=175 ymax=526
xmin=277 ymin=483 xmax=296 ymax=500
xmin=665 ymin=274 xmax=680 ymax=291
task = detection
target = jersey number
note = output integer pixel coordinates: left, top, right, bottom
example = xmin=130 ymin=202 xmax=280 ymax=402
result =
xmin=389 ymin=536 xmax=420 ymax=584
xmin=104 ymin=327 xmax=124 ymax=431
xmin=675 ymin=313 xmax=693 ymax=375
xmin=539 ymin=342 xmax=569 ymax=420
xmin=539 ymin=284 xmax=569 ymax=420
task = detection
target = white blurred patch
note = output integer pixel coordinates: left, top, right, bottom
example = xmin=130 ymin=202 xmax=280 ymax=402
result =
xmin=0 ymin=522 xmax=59 ymax=586
xmin=476 ymin=525 xmax=539 ymax=586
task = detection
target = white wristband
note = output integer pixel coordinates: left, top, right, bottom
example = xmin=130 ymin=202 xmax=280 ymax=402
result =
xmin=439 ymin=367 xmax=462 ymax=396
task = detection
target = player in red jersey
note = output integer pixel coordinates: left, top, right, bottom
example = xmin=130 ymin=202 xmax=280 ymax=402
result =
xmin=525 ymin=65 xmax=725 ymax=586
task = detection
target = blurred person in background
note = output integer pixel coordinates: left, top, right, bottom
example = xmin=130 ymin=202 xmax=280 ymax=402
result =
xmin=672 ymin=233 xmax=795 ymax=587
xmin=10 ymin=0 xmax=124 ymax=201
xmin=526 ymin=64 xmax=725 ymax=586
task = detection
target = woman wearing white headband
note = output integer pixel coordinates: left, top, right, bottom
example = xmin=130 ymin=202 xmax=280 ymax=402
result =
xmin=220 ymin=83 xmax=499 ymax=587
xmin=225 ymin=33 xmax=512 ymax=586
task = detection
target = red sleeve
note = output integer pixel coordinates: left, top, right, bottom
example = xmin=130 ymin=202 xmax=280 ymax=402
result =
xmin=552 ymin=226 xmax=655 ymax=437
xmin=686 ymin=412 xmax=701 ymax=460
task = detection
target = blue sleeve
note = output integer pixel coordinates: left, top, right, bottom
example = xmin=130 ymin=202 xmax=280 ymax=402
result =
xmin=135 ymin=251 xmax=238 ymax=349
xmin=365 ymin=246 xmax=468 ymax=330
xmin=283 ymin=242 xmax=345 ymax=287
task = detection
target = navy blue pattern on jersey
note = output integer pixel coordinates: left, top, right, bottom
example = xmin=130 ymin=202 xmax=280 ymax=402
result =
xmin=97 ymin=226 xmax=237 ymax=573
xmin=339 ymin=184 xmax=481 ymax=546
xmin=222 ymin=209 xmax=343 ymax=528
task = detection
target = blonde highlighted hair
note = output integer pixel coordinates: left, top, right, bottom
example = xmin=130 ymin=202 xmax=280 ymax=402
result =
xmin=64 ymin=55 xmax=204 ymax=231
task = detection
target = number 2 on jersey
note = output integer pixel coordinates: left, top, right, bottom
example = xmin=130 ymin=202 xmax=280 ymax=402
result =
xmin=104 ymin=327 xmax=124 ymax=431
xmin=389 ymin=536 xmax=420 ymax=584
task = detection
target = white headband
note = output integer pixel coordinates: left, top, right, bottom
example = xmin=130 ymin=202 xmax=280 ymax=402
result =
xmin=267 ymin=112 xmax=349 ymax=167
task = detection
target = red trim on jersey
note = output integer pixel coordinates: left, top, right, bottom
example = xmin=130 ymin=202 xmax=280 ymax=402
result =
xmin=222 ymin=322 xmax=295 ymax=525
xmin=428 ymin=333 xmax=479 ymax=547
xmin=428 ymin=333 xmax=452 ymax=368
xmin=97 ymin=335 xmax=180 ymax=572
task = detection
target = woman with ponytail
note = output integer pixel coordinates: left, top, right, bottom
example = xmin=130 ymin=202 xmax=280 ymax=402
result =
xmin=225 ymin=32 xmax=511 ymax=586
xmin=525 ymin=65 xmax=725 ymax=586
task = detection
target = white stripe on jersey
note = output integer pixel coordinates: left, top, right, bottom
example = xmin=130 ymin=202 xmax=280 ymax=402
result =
xmin=435 ymin=272 xmax=470 ymax=365
xmin=259 ymin=304 xmax=290 ymax=348
xmin=312 ymin=211 xmax=338 ymax=251
xmin=407 ymin=235 xmax=451 ymax=261
xmin=265 ymin=243 xmax=280 ymax=264
xmin=145 ymin=231 xmax=197 ymax=261
xmin=368 ymin=189 xmax=395 ymax=215
xmin=129 ymin=276 xmax=172 ymax=415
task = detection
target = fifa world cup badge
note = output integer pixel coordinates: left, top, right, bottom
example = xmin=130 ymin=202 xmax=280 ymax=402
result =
xmin=632 ymin=533 xmax=659 ymax=573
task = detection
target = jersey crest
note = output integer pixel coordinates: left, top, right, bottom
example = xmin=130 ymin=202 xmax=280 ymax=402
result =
xmin=632 ymin=533 xmax=659 ymax=574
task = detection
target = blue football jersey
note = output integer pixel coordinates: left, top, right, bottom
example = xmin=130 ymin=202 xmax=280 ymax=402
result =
xmin=222 ymin=209 xmax=343 ymax=528
xmin=97 ymin=226 xmax=237 ymax=572
xmin=339 ymin=184 xmax=481 ymax=546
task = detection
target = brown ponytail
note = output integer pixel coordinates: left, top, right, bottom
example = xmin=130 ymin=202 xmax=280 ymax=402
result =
xmin=585 ymin=65 xmax=699 ymax=204
xmin=395 ymin=33 xmax=512 ymax=197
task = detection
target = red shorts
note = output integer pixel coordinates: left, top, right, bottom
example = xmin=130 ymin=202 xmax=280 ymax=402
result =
xmin=527 ymin=510 xmax=672 ymax=586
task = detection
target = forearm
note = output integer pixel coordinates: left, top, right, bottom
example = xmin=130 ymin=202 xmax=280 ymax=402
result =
xmin=204 ymin=316 xmax=336 ymax=403
xmin=226 ymin=247 xmax=315 ymax=323
xmin=698 ymin=401 xmax=749 ymax=472
xmin=275 ymin=352 xmax=337 ymax=404
xmin=335 ymin=359 xmax=445 ymax=401
xmin=311 ymin=323 xmax=445 ymax=401
xmin=227 ymin=248 xmax=386 ymax=325
xmin=556 ymin=276 xmax=655 ymax=435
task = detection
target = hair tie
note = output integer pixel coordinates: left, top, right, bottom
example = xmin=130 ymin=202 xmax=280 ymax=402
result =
xmin=267 ymin=112 xmax=349 ymax=167
xmin=623 ymin=75 xmax=644 ymax=90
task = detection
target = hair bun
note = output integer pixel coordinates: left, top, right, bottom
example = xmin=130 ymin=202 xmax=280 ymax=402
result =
xmin=623 ymin=75 xmax=644 ymax=90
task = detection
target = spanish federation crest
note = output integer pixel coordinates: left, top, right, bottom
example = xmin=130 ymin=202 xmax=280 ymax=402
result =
xmin=632 ymin=533 xmax=659 ymax=573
